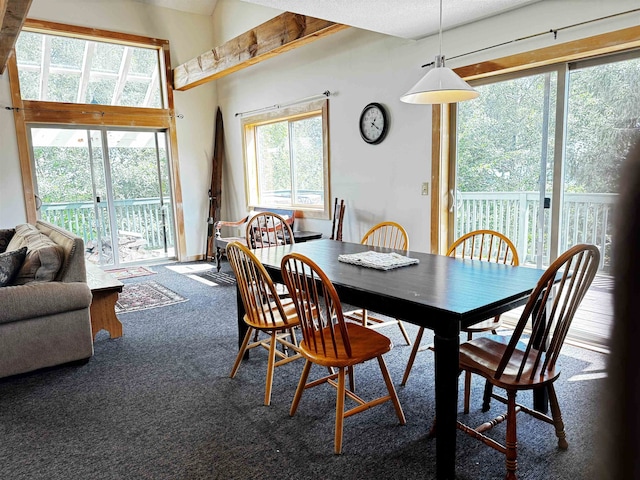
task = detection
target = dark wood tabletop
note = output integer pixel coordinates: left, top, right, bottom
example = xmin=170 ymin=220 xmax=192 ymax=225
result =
xmin=247 ymin=239 xmax=548 ymax=480
xmin=252 ymin=239 xmax=545 ymax=330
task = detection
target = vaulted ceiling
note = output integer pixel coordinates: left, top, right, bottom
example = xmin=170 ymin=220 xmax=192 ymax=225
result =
xmin=136 ymin=0 xmax=543 ymax=40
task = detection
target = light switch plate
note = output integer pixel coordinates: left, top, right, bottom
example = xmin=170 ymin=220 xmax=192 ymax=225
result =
xmin=421 ymin=182 xmax=429 ymax=196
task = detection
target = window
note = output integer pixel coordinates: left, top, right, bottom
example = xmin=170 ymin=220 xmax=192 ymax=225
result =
xmin=15 ymin=30 xmax=163 ymax=108
xmin=242 ymin=99 xmax=330 ymax=218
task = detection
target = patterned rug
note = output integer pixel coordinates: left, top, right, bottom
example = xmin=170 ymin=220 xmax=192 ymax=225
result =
xmin=106 ymin=265 xmax=156 ymax=280
xmin=115 ymin=281 xmax=187 ymax=314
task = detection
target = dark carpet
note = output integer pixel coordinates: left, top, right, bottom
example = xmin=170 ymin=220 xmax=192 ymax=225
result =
xmin=0 ymin=262 xmax=609 ymax=479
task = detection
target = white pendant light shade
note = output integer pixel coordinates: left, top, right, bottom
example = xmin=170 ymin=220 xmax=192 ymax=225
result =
xmin=401 ymin=55 xmax=479 ymax=104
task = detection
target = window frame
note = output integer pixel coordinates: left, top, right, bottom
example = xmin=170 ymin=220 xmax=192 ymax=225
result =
xmin=8 ymin=19 xmax=186 ymax=260
xmin=241 ymin=98 xmax=331 ymax=219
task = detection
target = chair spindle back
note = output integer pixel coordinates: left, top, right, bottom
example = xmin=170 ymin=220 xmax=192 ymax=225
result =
xmin=330 ymin=198 xmax=346 ymax=241
xmin=447 ymin=229 xmax=519 ymax=266
xmin=226 ymin=241 xmax=293 ymax=329
xmin=246 ymin=212 xmax=295 ymax=249
xmin=361 ymin=221 xmax=409 ymax=250
xmin=281 ymin=253 xmax=352 ymax=359
xmin=496 ymin=243 xmax=600 ymax=382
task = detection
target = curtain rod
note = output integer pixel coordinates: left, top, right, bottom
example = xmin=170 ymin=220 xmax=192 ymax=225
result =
xmin=421 ymin=7 xmax=640 ymax=68
xmin=235 ymin=90 xmax=331 ymax=118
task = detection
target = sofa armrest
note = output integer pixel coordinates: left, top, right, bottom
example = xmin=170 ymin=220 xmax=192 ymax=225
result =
xmin=0 ymin=282 xmax=92 ymax=324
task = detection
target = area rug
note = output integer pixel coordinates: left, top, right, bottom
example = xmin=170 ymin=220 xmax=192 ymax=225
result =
xmin=198 ymin=270 xmax=236 ymax=286
xmin=115 ymin=281 xmax=187 ymax=314
xmin=106 ymin=265 xmax=156 ymax=280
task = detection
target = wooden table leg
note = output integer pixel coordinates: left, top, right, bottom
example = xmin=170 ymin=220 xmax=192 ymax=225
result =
xmin=90 ymin=290 xmax=123 ymax=340
xmin=434 ymin=326 xmax=460 ymax=480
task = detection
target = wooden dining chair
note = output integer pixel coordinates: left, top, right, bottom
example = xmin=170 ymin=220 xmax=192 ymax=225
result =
xmin=226 ymin=241 xmax=302 ymax=406
xmin=330 ymin=198 xmax=345 ymax=241
xmin=345 ymin=221 xmax=412 ymax=345
xmin=455 ymin=243 xmax=599 ymax=479
xmin=246 ymin=211 xmax=297 ymax=297
xmin=402 ymin=229 xmax=519 ymax=414
xmin=281 ymin=252 xmax=406 ymax=455
xmin=245 ymin=211 xmax=296 ymax=249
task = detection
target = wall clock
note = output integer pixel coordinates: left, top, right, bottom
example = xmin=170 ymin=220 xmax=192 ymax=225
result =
xmin=359 ymin=102 xmax=389 ymax=145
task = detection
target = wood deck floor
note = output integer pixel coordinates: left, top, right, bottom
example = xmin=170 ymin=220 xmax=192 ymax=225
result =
xmin=502 ymin=274 xmax=614 ymax=353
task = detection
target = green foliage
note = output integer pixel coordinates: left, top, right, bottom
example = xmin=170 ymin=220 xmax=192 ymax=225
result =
xmin=47 ymin=73 xmax=80 ymax=103
xmin=33 ymin=133 xmax=169 ymax=204
xmin=121 ymin=81 xmax=149 ymax=107
xmin=130 ymin=48 xmax=158 ymax=76
xmin=254 ymin=114 xmax=324 ymax=205
xmin=109 ymin=147 xmax=164 ymax=199
xmin=15 ymin=31 xmax=41 ymax=65
xmin=92 ymin=42 xmax=125 ymax=72
xmin=34 ymin=146 xmax=94 ymax=203
xmin=565 ymin=58 xmax=640 ymax=193
xmin=87 ymin=78 xmax=116 ymax=105
xmin=18 ymin=71 xmax=40 ymax=100
xmin=257 ymin=121 xmax=291 ymax=198
xmin=291 ymin=116 xmax=323 ymax=196
xmin=457 ymin=73 xmax=555 ymax=193
xmin=457 ymin=55 xmax=639 ymax=196
xmin=50 ymin=35 xmax=84 ymax=69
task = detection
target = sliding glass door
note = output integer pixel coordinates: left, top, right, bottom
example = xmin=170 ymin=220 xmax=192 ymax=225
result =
xmin=454 ymin=70 xmax=557 ymax=269
xmin=29 ymin=125 xmax=176 ymax=267
xmin=453 ymin=50 xmax=640 ymax=348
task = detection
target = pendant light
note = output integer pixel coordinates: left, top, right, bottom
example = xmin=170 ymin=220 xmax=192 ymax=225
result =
xmin=400 ymin=0 xmax=479 ymax=104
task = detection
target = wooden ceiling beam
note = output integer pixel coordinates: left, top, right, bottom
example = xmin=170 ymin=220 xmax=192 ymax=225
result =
xmin=173 ymin=12 xmax=348 ymax=91
xmin=0 ymin=0 xmax=32 ymax=75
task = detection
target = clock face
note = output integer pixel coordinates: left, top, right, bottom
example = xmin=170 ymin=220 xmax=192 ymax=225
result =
xmin=359 ymin=103 xmax=388 ymax=144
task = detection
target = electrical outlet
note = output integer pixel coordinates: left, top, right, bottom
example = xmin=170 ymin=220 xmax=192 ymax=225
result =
xmin=421 ymin=182 xmax=429 ymax=196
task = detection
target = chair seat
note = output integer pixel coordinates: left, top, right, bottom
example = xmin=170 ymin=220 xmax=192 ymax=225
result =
xmin=243 ymin=298 xmax=299 ymax=331
xmin=300 ymin=323 xmax=392 ymax=368
xmin=459 ymin=336 xmax=560 ymax=390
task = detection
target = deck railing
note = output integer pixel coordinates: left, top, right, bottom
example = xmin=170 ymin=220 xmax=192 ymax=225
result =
xmin=40 ymin=197 xmax=175 ymax=251
xmin=456 ymin=191 xmax=616 ymax=272
xmin=41 ymin=193 xmax=615 ymax=271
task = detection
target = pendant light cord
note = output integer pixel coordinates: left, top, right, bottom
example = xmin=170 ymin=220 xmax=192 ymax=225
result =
xmin=438 ymin=0 xmax=443 ymax=58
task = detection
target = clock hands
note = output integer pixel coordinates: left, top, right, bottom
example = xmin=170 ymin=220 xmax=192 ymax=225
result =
xmin=370 ymin=121 xmax=381 ymax=131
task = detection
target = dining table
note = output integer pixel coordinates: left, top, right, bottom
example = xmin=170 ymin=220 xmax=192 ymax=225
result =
xmin=240 ymin=239 xmax=550 ymax=480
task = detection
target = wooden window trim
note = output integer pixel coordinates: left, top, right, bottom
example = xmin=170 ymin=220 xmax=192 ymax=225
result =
xmin=430 ymin=25 xmax=640 ymax=253
xmin=9 ymin=19 xmax=186 ymax=260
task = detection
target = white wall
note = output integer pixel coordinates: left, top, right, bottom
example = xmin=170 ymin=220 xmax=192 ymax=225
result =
xmin=0 ymin=0 xmax=217 ymax=260
xmin=213 ymin=0 xmax=639 ymax=252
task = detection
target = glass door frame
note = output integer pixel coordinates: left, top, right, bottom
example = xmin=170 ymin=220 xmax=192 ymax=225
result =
xmin=27 ymin=123 xmax=177 ymax=267
xmin=447 ymin=63 xmax=569 ymax=269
